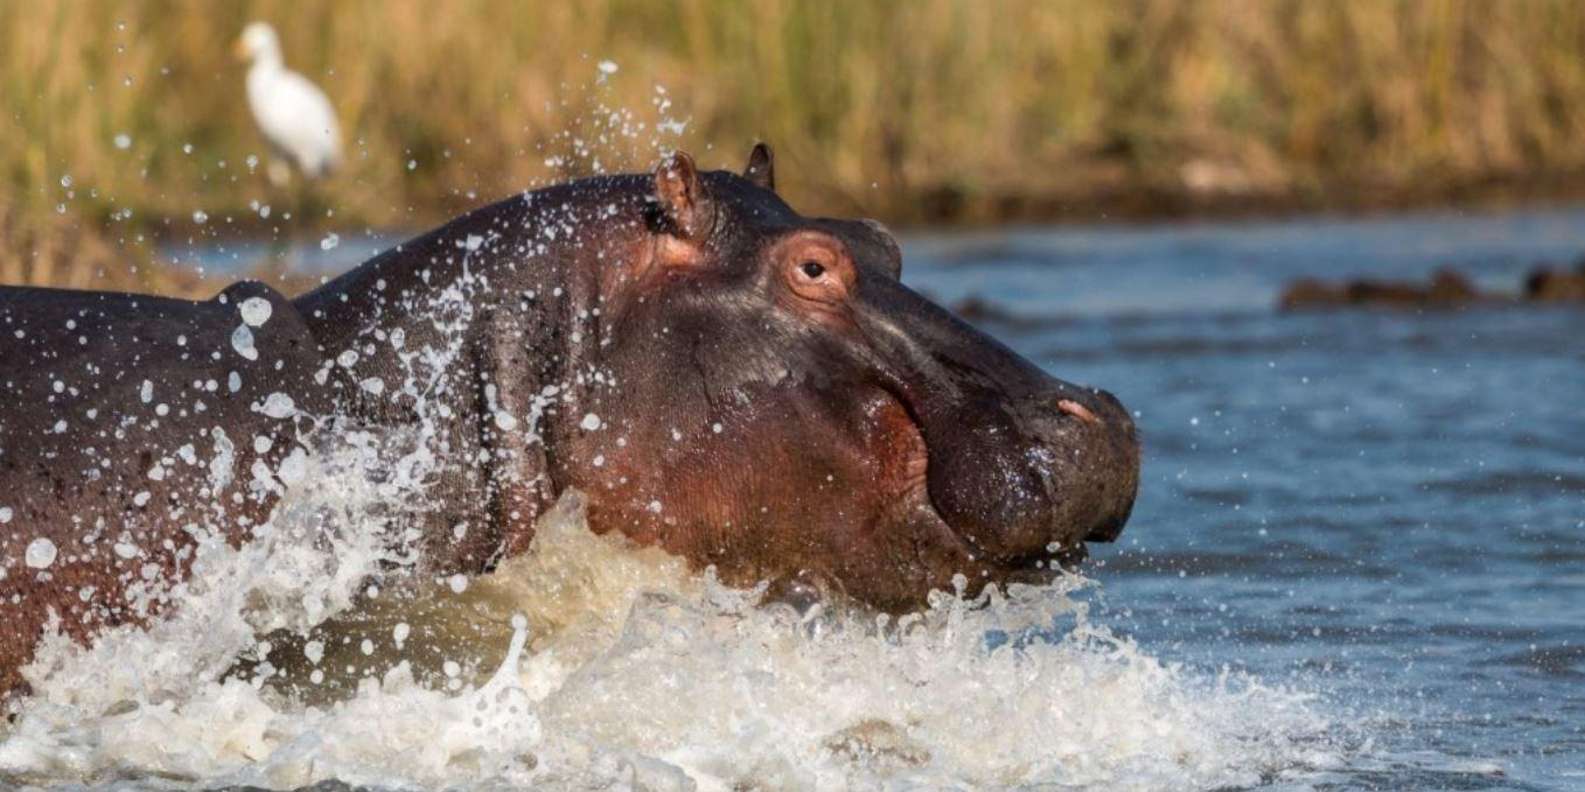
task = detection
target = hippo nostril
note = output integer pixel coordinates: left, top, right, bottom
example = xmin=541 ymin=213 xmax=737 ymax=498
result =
xmin=1056 ymin=398 xmax=1102 ymax=425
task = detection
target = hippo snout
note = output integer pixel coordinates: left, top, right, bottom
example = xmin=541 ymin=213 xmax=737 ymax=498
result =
xmin=1057 ymin=387 xmax=1139 ymax=543
xmin=925 ymin=383 xmax=1140 ymax=567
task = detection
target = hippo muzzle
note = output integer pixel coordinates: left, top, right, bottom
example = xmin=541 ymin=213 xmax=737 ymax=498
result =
xmin=922 ymin=382 xmax=1139 ymax=567
xmin=856 ymin=275 xmax=1141 ymax=576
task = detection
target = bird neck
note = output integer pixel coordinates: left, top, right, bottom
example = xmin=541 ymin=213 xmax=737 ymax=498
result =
xmin=249 ymin=50 xmax=285 ymax=73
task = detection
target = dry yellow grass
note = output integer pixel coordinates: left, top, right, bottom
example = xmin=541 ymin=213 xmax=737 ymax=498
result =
xmin=5 ymin=1 xmax=1585 ymax=290
xmin=0 ymin=200 xmax=212 ymax=294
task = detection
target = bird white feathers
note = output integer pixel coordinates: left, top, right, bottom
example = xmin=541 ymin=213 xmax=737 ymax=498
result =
xmin=236 ymin=22 xmax=342 ymax=182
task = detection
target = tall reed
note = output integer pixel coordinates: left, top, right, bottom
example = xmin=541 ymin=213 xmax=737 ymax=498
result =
xmin=5 ymin=0 xmax=1585 ymax=289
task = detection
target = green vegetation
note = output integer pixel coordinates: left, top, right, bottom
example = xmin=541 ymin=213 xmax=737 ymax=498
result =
xmin=7 ymin=1 xmax=1585 ymax=289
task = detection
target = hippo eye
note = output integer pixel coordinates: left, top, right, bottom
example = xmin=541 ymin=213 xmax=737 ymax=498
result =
xmin=781 ymin=237 xmax=850 ymax=305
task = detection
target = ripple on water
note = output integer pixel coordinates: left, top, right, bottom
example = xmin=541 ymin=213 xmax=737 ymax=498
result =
xmin=1421 ymin=470 xmax=1585 ymax=497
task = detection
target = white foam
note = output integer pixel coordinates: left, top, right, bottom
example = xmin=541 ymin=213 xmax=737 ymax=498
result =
xmin=0 ymin=474 xmax=1337 ymax=790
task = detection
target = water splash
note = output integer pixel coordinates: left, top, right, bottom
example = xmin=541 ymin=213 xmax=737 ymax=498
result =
xmin=0 ymin=449 xmax=1339 ymax=790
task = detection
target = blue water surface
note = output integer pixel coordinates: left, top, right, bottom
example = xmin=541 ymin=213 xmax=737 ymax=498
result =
xmin=902 ymin=207 xmax=1585 ymax=790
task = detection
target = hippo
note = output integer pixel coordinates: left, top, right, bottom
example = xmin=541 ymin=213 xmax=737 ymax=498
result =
xmin=0 ymin=146 xmax=1140 ymax=698
xmin=1525 ymin=263 xmax=1585 ymax=303
xmin=1278 ymin=268 xmax=1483 ymax=311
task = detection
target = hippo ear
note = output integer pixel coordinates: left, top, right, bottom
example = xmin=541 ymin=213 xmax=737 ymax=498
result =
xmin=653 ymin=151 xmax=709 ymax=239
xmin=743 ymin=142 xmax=775 ymax=191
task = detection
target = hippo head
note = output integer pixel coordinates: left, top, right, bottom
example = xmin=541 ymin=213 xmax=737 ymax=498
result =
xmin=551 ymin=146 xmax=1140 ymax=610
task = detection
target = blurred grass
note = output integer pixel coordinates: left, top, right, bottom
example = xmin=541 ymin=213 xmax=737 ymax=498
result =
xmin=7 ymin=0 xmax=1585 ymax=290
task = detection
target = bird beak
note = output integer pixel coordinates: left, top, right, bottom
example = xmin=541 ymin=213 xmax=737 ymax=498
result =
xmin=233 ymin=37 xmax=249 ymax=62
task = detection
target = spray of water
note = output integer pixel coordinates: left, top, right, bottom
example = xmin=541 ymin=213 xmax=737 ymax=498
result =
xmin=0 ymin=448 xmax=1339 ymax=791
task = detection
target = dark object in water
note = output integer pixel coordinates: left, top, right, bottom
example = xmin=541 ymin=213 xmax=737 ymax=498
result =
xmin=0 ymin=145 xmax=1140 ymax=699
xmin=1279 ymin=268 xmax=1483 ymax=311
xmin=1524 ymin=262 xmax=1585 ymax=303
xmin=950 ymin=294 xmax=1043 ymax=326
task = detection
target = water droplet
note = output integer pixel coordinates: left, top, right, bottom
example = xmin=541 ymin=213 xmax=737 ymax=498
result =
xmin=239 ymin=297 xmax=273 ymax=327
xmin=260 ymin=393 xmax=296 ymax=419
xmin=25 ymin=537 xmax=57 ymax=569
xmin=231 ymin=324 xmax=257 ymax=360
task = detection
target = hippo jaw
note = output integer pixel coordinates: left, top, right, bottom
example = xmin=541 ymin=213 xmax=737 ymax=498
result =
xmin=794 ymin=371 xmax=1140 ymax=609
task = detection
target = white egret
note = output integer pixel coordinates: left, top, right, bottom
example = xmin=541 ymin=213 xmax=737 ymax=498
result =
xmin=236 ymin=22 xmax=342 ymax=184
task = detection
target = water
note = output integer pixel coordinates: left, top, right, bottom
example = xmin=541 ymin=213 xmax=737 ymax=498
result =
xmin=906 ymin=206 xmax=1585 ymax=789
xmin=4 ymin=205 xmax=1583 ymax=790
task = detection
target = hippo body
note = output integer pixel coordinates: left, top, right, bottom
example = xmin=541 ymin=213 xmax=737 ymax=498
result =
xmin=1279 ymin=269 xmax=1483 ymax=311
xmin=1525 ymin=264 xmax=1585 ymax=303
xmin=0 ymin=281 xmax=329 ymax=694
xmin=0 ymin=147 xmax=1140 ymax=699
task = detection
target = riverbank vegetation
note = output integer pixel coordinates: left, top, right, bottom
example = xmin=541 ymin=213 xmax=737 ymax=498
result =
xmin=7 ymin=1 xmax=1585 ymax=289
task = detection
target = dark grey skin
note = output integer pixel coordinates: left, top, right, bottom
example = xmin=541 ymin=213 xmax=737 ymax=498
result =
xmin=0 ymin=146 xmax=1140 ymax=699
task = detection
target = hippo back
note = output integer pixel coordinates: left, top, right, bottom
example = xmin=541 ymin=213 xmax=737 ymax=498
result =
xmin=0 ymin=281 xmax=326 ymax=697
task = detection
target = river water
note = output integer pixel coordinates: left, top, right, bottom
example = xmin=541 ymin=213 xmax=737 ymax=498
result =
xmin=907 ymin=206 xmax=1585 ymax=790
xmin=2 ymin=205 xmax=1582 ymax=790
